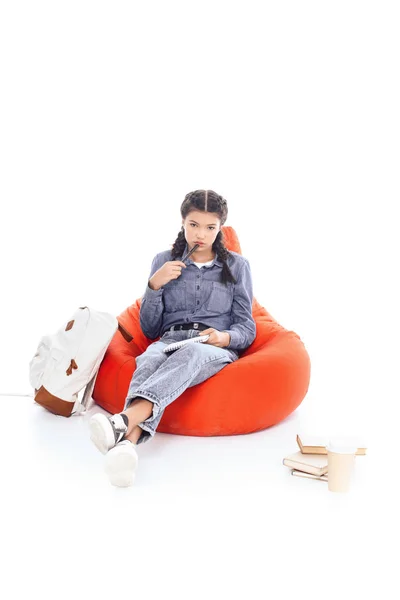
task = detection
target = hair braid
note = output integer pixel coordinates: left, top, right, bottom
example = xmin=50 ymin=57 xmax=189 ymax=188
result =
xmin=212 ymin=231 xmax=237 ymax=284
xmin=171 ymin=229 xmax=187 ymax=261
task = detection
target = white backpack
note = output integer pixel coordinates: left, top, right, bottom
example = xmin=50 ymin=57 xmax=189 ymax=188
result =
xmin=29 ymin=306 xmax=133 ymax=417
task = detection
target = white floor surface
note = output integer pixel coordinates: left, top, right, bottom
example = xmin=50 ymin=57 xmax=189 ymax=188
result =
xmin=1 ymin=394 xmax=396 ymax=600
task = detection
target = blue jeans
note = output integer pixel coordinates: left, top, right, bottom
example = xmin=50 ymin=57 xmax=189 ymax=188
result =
xmin=124 ymin=329 xmax=239 ymax=445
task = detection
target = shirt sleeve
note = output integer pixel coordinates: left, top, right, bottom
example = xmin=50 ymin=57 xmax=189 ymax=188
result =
xmin=139 ymin=253 xmax=165 ymax=339
xmin=222 ymin=258 xmax=256 ymax=351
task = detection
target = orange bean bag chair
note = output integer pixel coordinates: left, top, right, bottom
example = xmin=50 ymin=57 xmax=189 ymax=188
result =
xmin=93 ymin=226 xmax=311 ymax=437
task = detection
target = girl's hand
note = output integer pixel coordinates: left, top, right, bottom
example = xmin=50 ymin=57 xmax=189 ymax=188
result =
xmin=201 ymin=328 xmax=231 ymax=348
xmin=149 ymin=261 xmax=187 ymax=290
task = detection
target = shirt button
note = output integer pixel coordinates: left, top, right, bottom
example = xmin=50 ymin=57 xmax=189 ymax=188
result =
xmin=196 ymin=285 xmax=200 ymax=290
xmin=196 ymin=275 xmax=200 ymax=279
xmin=197 ymin=300 xmax=200 ymax=305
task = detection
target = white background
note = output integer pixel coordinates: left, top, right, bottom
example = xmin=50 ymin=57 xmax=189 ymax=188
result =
xmin=0 ymin=1 xmax=399 ymax=598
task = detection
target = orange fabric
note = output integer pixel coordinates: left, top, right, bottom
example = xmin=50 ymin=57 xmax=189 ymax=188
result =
xmin=93 ymin=226 xmax=311 ymax=436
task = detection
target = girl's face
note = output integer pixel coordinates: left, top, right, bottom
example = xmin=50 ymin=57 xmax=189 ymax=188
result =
xmin=182 ymin=210 xmax=221 ymax=255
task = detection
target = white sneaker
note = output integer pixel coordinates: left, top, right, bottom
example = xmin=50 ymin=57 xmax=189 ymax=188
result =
xmin=89 ymin=412 xmax=129 ymax=454
xmin=104 ymin=440 xmax=139 ymax=487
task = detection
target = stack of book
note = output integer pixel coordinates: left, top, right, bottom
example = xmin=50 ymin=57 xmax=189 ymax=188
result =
xmin=283 ymin=433 xmax=367 ymax=482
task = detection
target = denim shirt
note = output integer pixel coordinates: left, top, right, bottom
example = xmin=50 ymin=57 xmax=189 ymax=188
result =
xmin=139 ymin=244 xmax=256 ymax=352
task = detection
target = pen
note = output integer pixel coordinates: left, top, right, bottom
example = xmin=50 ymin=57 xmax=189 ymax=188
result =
xmin=181 ymin=243 xmax=200 ymax=263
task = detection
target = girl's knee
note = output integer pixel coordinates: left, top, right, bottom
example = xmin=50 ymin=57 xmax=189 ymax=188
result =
xmin=137 ymin=343 xmax=168 ymax=363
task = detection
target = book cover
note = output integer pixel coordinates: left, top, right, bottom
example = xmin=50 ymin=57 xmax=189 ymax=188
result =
xmin=291 ymin=469 xmax=328 ymax=482
xmin=296 ymin=433 xmax=367 ymax=456
xmin=282 ymin=451 xmax=328 ymax=476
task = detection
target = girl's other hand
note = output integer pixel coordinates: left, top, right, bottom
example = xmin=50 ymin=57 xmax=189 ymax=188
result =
xmin=201 ymin=328 xmax=231 ymax=348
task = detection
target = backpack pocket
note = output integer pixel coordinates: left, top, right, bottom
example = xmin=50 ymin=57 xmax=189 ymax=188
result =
xmin=29 ymin=337 xmax=51 ymax=390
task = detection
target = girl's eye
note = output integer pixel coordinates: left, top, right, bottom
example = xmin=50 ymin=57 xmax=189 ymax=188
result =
xmin=189 ymin=223 xmax=215 ymax=230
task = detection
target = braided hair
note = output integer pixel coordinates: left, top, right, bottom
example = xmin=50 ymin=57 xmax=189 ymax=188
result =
xmin=171 ymin=190 xmax=237 ymax=285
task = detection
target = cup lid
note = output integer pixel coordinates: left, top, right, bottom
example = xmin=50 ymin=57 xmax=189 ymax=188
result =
xmin=326 ymin=436 xmax=358 ymax=454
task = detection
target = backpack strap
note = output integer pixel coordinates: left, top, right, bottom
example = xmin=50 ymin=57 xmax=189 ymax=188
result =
xmin=75 ymin=371 xmax=99 ymax=414
xmin=117 ymin=322 xmax=133 ymax=343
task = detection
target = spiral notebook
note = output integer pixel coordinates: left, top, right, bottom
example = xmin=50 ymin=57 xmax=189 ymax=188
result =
xmin=162 ymin=334 xmax=210 ymax=353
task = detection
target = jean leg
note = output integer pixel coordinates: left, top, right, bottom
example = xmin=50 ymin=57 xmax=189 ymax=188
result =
xmin=132 ymin=341 xmax=238 ymax=445
xmin=124 ymin=340 xmax=169 ymax=409
xmin=124 ymin=332 xmax=189 ymax=445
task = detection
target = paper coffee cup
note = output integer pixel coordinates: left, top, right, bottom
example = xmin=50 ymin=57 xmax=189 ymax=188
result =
xmin=326 ymin=437 xmax=357 ymax=493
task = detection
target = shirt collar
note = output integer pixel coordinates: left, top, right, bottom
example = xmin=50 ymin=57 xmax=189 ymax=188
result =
xmin=181 ymin=243 xmax=223 ymax=268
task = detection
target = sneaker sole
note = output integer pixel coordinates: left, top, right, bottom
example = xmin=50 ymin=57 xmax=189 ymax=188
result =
xmin=89 ymin=413 xmax=116 ymax=454
xmin=104 ymin=447 xmax=138 ymax=487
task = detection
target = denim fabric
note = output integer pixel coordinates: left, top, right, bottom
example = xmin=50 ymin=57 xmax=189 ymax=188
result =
xmin=139 ymin=244 xmax=256 ymax=352
xmin=124 ymin=329 xmax=239 ymax=445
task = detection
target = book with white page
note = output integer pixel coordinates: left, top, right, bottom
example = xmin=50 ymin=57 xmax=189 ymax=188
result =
xmin=291 ymin=469 xmax=328 ymax=482
xmin=282 ymin=451 xmax=328 ymax=476
xmin=163 ymin=334 xmax=210 ymax=353
xmin=296 ymin=432 xmax=367 ymax=455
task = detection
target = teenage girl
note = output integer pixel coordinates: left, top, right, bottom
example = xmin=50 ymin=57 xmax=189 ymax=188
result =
xmin=89 ymin=189 xmax=256 ymax=486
